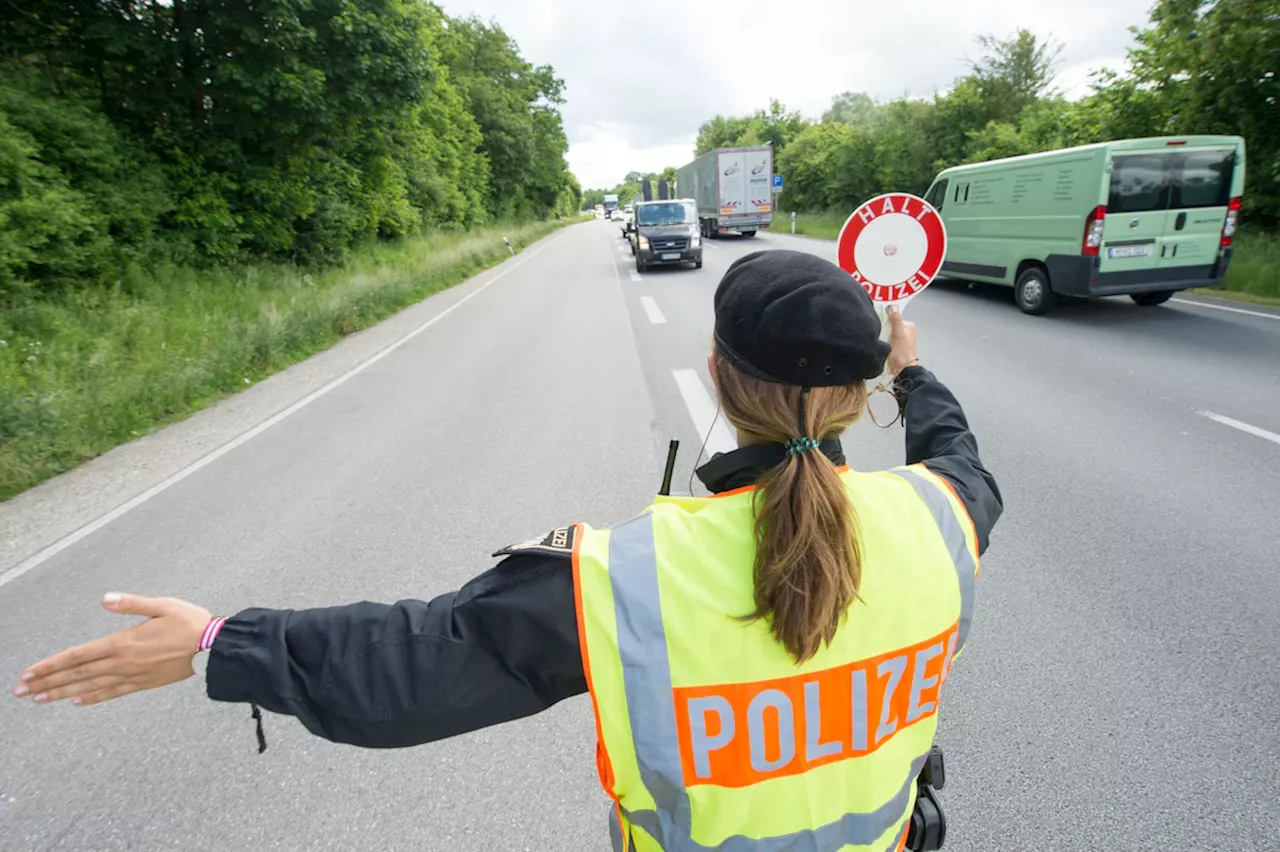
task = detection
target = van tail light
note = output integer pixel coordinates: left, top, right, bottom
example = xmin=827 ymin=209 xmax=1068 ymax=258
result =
xmin=1083 ymin=206 xmax=1107 ymax=256
xmin=1221 ymin=197 xmax=1242 ymax=247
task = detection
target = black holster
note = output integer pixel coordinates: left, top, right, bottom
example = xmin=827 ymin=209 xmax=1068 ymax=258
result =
xmin=904 ymin=746 xmax=947 ymax=851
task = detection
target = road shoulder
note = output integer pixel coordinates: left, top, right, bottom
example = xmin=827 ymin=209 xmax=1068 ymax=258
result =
xmin=0 ymin=229 xmax=573 ymax=577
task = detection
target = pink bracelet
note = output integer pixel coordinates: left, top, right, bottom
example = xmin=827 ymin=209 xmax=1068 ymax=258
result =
xmin=199 ymin=616 xmax=228 ymax=652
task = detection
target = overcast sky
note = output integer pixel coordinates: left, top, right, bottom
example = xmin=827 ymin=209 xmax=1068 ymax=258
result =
xmin=438 ymin=0 xmax=1157 ymax=189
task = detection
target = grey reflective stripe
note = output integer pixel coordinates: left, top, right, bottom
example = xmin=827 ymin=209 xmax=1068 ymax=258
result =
xmin=892 ymin=468 xmax=977 ymax=657
xmin=604 ymin=512 xmax=921 ymax=852
xmin=619 ymin=752 xmax=927 ymax=852
xmin=609 ymin=513 xmax=692 ymax=831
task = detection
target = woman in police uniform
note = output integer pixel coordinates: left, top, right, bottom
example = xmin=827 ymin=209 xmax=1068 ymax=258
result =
xmin=14 ymin=250 xmax=1001 ymax=851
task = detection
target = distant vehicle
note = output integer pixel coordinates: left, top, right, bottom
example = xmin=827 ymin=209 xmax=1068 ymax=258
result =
xmin=626 ymin=198 xmax=702 ymax=272
xmin=603 ymin=194 xmax=620 ymax=220
xmin=925 ymin=135 xmax=1246 ymax=315
xmin=677 ymin=146 xmax=773 ymax=239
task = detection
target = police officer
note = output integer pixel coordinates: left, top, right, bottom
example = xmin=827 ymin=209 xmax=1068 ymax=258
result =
xmin=13 ymin=250 xmax=1001 ymax=851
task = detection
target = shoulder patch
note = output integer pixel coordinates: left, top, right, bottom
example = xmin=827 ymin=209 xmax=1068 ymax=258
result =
xmin=492 ymin=525 xmax=578 ymax=559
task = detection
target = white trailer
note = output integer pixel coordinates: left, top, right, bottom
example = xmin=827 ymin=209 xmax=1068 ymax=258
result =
xmin=676 ymin=146 xmax=773 ymax=238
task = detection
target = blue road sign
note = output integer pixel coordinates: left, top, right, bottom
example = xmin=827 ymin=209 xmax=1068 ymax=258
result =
xmin=772 ymin=174 xmax=784 ymax=189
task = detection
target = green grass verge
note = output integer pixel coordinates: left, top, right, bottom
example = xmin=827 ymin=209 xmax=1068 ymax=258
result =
xmin=1187 ymin=288 xmax=1280 ymax=308
xmin=1219 ymin=231 xmax=1280 ymax=300
xmin=779 ymin=210 xmax=1280 ymax=300
xmin=0 ymin=219 xmax=574 ymax=502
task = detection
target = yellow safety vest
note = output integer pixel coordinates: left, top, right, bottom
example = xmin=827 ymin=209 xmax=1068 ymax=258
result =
xmin=571 ymin=463 xmax=979 ymax=852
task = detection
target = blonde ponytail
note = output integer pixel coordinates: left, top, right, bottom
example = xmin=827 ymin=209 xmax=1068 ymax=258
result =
xmin=713 ymin=351 xmax=868 ymax=663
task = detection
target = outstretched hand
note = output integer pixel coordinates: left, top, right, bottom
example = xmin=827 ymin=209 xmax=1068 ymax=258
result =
xmin=885 ymin=305 xmax=919 ymax=376
xmin=12 ymin=593 xmax=211 ymax=707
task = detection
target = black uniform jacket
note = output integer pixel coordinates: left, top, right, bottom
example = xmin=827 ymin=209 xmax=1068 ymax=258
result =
xmin=206 ymin=365 xmax=1003 ymax=749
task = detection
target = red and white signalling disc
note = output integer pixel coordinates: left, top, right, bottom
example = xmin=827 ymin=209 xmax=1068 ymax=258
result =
xmin=835 ymin=192 xmax=947 ymax=314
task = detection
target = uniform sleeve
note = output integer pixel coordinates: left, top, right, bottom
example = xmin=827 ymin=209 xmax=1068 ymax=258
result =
xmin=204 ymin=548 xmax=584 ymax=749
xmin=895 ymin=365 xmax=1004 ymax=555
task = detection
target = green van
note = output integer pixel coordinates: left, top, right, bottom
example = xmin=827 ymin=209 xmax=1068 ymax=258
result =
xmin=923 ymin=136 xmax=1245 ymax=315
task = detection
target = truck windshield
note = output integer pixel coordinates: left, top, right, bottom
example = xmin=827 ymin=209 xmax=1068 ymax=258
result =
xmin=637 ymin=202 xmax=696 ymax=226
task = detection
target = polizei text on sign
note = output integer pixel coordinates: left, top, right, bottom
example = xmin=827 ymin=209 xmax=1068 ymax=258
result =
xmin=835 ymin=193 xmax=947 ymax=305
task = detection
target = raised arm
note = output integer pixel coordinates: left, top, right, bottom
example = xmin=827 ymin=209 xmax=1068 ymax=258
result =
xmin=896 ymin=364 xmax=1003 ymax=555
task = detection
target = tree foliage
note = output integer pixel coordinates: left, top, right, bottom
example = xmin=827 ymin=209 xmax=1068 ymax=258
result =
xmin=0 ymin=0 xmax=577 ymax=300
xmin=631 ymin=9 xmax=1275 ymax=231
xmin=695 ymin=99 xmax=807 ymax=155
xmin=583 ymin=169 xmax=677 ymax=209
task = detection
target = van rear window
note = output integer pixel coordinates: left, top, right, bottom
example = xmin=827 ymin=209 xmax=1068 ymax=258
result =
xmin=1173 ymin=151 xmax=1233 ymax=209
xmin=1109 ymin=155 xmax=1170 ymax=214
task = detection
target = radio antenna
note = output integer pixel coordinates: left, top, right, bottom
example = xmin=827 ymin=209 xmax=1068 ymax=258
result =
xmin=659 ymin=440 xmax=679 ymax=496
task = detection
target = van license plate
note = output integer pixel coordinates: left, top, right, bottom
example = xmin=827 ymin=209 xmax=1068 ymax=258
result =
xmin=661 ymin=252 xmax=680 ymax=260
xmin=1108 ymin=245 xmax=1151 ymax=259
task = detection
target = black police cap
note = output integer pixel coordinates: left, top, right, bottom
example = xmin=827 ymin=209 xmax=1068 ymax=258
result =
xmin=713 ymin=249 xmax=892 ymax=387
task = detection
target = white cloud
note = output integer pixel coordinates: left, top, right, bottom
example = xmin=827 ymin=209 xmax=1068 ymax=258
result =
xmin=438 ymin=0 xmax=1153 ymax=188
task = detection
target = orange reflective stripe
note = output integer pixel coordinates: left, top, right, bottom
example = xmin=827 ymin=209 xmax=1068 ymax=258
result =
xmin=673 ymin=623 xmax=958 ymax=789
xmin=711 ymin=483 xmax=756 ymax=499
xmin=711 ymin=464 xmax=851 ymax=499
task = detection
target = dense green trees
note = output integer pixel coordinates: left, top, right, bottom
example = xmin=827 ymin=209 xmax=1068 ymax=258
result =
xmin=591 ymin=2 xmax=1274 ymax=230
xmin=771 ymin=4 xmax=1276 ymax=228
xmin=0 ymin=0 xmax=578 ymax=301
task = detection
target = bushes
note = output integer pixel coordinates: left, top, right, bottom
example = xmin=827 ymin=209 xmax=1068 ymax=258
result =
xmin=0 ymin=70 xmax=172 ymax=299
xmin=696 ymin=2 xmax=1276 ymax=233
xmin=0 ymin=0 xmax=583 ymax=499
xmin=0 ymin=1 xmax=578 ymax=289
xmin=0 ymin=220 xmax=570 ymax=500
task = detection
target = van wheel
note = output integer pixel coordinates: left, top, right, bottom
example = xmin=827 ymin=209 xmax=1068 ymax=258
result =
xmin=695 ymin=260 xmax=703 ymax=269
xmin=1015 ymin=267 xmax=1057 ymax=315
xmin=1131 ymin=290 xmax=1175 ymax=307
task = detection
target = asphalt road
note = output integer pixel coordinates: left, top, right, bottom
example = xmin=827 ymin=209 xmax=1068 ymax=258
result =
xmin=3 ymin=218 xmax=1279 ymax=851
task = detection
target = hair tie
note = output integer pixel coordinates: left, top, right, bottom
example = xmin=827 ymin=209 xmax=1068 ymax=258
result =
xmin=784 ymin=436 xmax=819 ymax=457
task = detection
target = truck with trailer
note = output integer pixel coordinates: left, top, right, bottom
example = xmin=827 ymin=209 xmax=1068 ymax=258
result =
xmin=602 ymin=194 xmax=620 ymax=220
xmin=676 ymin=146 xmax=773 ymax=238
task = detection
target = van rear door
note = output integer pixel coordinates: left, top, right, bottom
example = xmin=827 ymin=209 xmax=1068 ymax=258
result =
xmin=1101 ymin=144 xmax=1240 ymax=276
xmin=717 ymin=150 xmax=745 ymax=218
xmin=1158 ymin=147 xmax=1236 ymax=271
xmin=744 ymin=148 xmax=772 ymax=216
xmin=1100 ymin=153 xmax=1168 ymax=275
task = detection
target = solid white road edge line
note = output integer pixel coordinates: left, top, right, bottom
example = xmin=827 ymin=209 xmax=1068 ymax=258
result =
xmin=1197 ymin=411 xmax=1280 ymax=446
xmin=1171 ymin=298 xmax=1279 ymax=320
xmin=672 ymin=369 xmax=738 ymax=458
xmin=0 ymin=233 xmax=567 ymax=591
xmin=640 ymin=296 xmax=667 ymax=325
